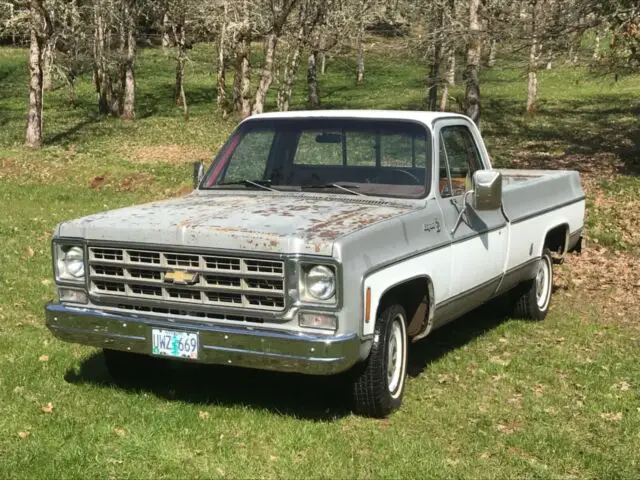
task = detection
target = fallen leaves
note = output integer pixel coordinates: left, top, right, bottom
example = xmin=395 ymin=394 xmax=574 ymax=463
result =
xmin=41 ymin=402 xmax=54 ymax=414
xmin=38 ymin=355 xmax=49 ymax=362
xmin=496 ymin=421 xmax=521 ymax=435
xmin=600 ymin=412 xmax=623 ymax=422
xmin=198 ymin=411 xmax=209 ymax=420
xmin=489 ymin=356 xmax=511 ymax=367
xmin=113 ymin=427 xmax=127 ymax=437
xmin=17 ymin=431 xmax=30 ymax=439
xmin=611 ymin=380 xmax=632 ymax=391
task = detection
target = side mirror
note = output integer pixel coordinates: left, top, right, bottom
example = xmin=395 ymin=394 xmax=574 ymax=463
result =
xmin=472 ymin=170 xmax=502 ymax=211
xmin=193 ymin=161 xmax=205 ymax=188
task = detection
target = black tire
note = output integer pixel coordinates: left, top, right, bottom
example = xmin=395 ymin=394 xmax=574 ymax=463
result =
xmin=511 ymin=248 xmax=553 ymax=321
xmin=351 ymin=303 xmax=408 ymax=418
xmin=103 ymin=349 xmax=163 ymax=384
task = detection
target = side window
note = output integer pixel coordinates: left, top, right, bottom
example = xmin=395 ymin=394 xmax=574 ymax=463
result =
xmin=439 ymin=126 xmax=483 ymax=197
xmin=223 ymin=131 xmax=274 ymax=182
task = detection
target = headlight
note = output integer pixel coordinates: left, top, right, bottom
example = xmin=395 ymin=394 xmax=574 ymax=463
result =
xmin=304 ymin=265 xmax=336 ymax=301
xmin=55 ymin=245 xmax=85 ymax=282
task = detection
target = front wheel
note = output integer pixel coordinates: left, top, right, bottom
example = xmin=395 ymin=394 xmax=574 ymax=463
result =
xmin=351 ymin=304 xmax=408 ymax=418
xmin=511 ymin=248 xmax=553 ymax=320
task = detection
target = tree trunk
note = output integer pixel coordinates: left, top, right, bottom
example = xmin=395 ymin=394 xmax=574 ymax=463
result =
xmin=109 ymin=23 xmax=124 ymax=116
xmin=427 ymin=45 xmax=442 ymax=110
xmin=440 ymin=48 xmax=455 ymax=111
xmin=463 ymin=0 xmax=482 ymax=125
xmin=355 ymin=29 xmax=365 ymax=86
xmin=173 ymin=20 xmax=188 ymax=120
xmin=252 ymin=33 xmax=278 ymax=115
xmin=427 ymin=6 xmax=444 ymax=111
xmin=277 ymin=39 xmax=303 ymax=111
xmin=320 ymin=52 xmax=326 ymax=74
xmin=42 ymin=37 xmax=54 ymax=90
xmin=233 ymin=1 xmax=252 ymax=118
xmin=162 ymin=11 xmax=171 ymax=50
xmin=216 ymin=19 xmax=227 ymax=110
xmin=307 ymin=50 xmax=320 ymax=108
xmin=121 ymin=4 xmax=136 ymax=120
xmin=93 ymin=1 xmax=110 ymax=114
xmin=276 ymin=11 xmax=306 ymax=112
xmin=526 ymin=1 xmax=539 ymax=114
xmin=593 ymin=30 xmax=601 ymax=60
xmin=488 ymin=39 xmax=497 ymax=67
xmin=26 ymin=16 xmax=44 ymax=148
xmin=232 ymin=31 xmax=251 ymax=118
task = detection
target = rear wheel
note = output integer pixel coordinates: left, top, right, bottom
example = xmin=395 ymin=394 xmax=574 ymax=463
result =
xmin=511 ymin=248 xmax=553 ymax=320
xmin=351 ymin=304 xmax=408 ymax=418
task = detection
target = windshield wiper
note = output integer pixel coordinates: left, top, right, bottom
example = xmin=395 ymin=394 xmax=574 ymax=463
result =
xmin=218 ymin=179 xmax=277 ymax=192
xmin=300 ymin=183 xmax=364 ymax=196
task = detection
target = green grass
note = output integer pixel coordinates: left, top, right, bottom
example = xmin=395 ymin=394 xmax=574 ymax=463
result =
xmin=1 ymin=43 xmax=639 ymax=478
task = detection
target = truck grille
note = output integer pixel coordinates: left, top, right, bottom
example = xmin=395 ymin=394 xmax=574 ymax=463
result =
xmin=88 ymin=246 xmax=286 ymax=312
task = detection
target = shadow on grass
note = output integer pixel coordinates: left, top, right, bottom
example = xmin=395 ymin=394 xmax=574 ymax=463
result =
xmin=408 ymin=302 xmax=510 ymax=377
xmin=63 ymin=303 xmax=511 ymax=420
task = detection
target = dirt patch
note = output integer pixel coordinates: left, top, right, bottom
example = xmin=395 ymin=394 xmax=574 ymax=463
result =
xmin=89 ymin=172 xmax=155 ymax=191
xmin=127 ymin=145 xmax=212 ymax=164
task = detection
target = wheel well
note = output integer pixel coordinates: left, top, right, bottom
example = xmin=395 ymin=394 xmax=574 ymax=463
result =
xmin=378 ymin=277 xmax=431 ymax=338
xmin=544 ymin=224 xmax=569 ymax=256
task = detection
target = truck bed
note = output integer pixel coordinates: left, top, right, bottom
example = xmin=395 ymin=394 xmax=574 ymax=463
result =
xmin=499 ymin=169 xmax=584 ymax=223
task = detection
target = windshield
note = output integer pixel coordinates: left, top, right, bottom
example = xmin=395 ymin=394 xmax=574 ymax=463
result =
xmin=200 ymin=118 xmax=431 ymax=198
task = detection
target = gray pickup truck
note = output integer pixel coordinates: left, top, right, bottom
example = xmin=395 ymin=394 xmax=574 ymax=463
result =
xmin=46 ymin=110 xmax=584 ymax=417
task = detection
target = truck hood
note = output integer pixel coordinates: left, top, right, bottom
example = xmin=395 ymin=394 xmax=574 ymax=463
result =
xmin=56 ymin=192 xmax=418 ymax=256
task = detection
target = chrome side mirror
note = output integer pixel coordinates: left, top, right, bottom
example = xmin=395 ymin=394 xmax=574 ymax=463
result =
xmin=472 ymin=170 xmax=502 ymax=211
xmin=193 ymin=161 xmax=205 ymax=188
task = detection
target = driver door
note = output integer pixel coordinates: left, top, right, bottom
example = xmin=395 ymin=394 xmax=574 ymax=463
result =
xmin=435 ymin=120 xmax=508 ymax=312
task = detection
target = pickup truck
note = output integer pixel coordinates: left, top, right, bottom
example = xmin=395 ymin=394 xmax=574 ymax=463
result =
xmin=46 ymin=110 xmax=585 ymax=417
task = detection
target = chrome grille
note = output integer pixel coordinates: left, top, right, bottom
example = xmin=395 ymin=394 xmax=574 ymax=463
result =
xmin=113 ymin=303 xmax=266 ymax=323
xmin=88 ymin=246 xmax=286 ymax=312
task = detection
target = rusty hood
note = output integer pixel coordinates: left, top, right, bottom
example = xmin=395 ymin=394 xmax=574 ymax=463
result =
xmin=56 ymin=192 xmax=418 ymax=256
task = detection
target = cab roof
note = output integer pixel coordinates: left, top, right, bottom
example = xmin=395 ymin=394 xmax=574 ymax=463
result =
xmin=245 ymin=110 xmax=470 ymax=127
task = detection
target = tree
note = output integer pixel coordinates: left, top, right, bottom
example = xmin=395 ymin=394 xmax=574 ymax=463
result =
xmin=252 ymin=0 xmax=300 ymax=114
xmin=231 ymin=0 xmax=252 ymax=117
xmin=121 ymin=0 xmax=136 ymax=120
xmin=26 ymin=0 xmax=52 ymax=148
xmin=464 ymin=0 xmax=482 ymax=124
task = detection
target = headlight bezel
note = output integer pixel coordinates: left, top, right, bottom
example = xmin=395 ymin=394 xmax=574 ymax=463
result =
xmin=53 ymin=240 xmax=87 ymax=285
xmin=297 ymin=261 xmax=340 ymax=306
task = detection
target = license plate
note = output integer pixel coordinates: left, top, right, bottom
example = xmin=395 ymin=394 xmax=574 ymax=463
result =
xmin=151 ymin=328 xmax=199 ymax=360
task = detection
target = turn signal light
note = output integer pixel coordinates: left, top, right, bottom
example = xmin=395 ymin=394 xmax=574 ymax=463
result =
xmin=58 ymin=288 xmax=88 ymax=304
xmin=299 ymin=312 xmax=337 ymax=331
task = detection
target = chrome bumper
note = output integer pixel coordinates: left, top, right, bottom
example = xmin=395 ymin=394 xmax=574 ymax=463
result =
xmin=45 ymin=303 xmax=360 ymax=375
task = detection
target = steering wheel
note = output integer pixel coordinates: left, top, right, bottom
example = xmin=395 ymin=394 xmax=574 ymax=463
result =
xmin=370 ymin=168 xmax=422 ymax=185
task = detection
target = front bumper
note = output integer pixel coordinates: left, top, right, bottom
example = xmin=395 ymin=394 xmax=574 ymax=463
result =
xmin=45 ymin=303 xmax=360 ymax=375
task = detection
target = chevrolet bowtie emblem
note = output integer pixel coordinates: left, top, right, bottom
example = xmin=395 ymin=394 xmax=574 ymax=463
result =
xmin=165 ymin=270 xmax=198 ymax=285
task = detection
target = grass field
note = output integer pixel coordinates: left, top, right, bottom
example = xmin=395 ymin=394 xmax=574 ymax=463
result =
xmin=1 ymin=43 xmax=639 ymax=478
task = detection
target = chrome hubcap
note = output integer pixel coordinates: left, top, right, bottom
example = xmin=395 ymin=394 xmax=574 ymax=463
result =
xmin=387 ymin=316 xmax=405 ymax=395
xmin=535 ymin=257 xmax=551 ymax=310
